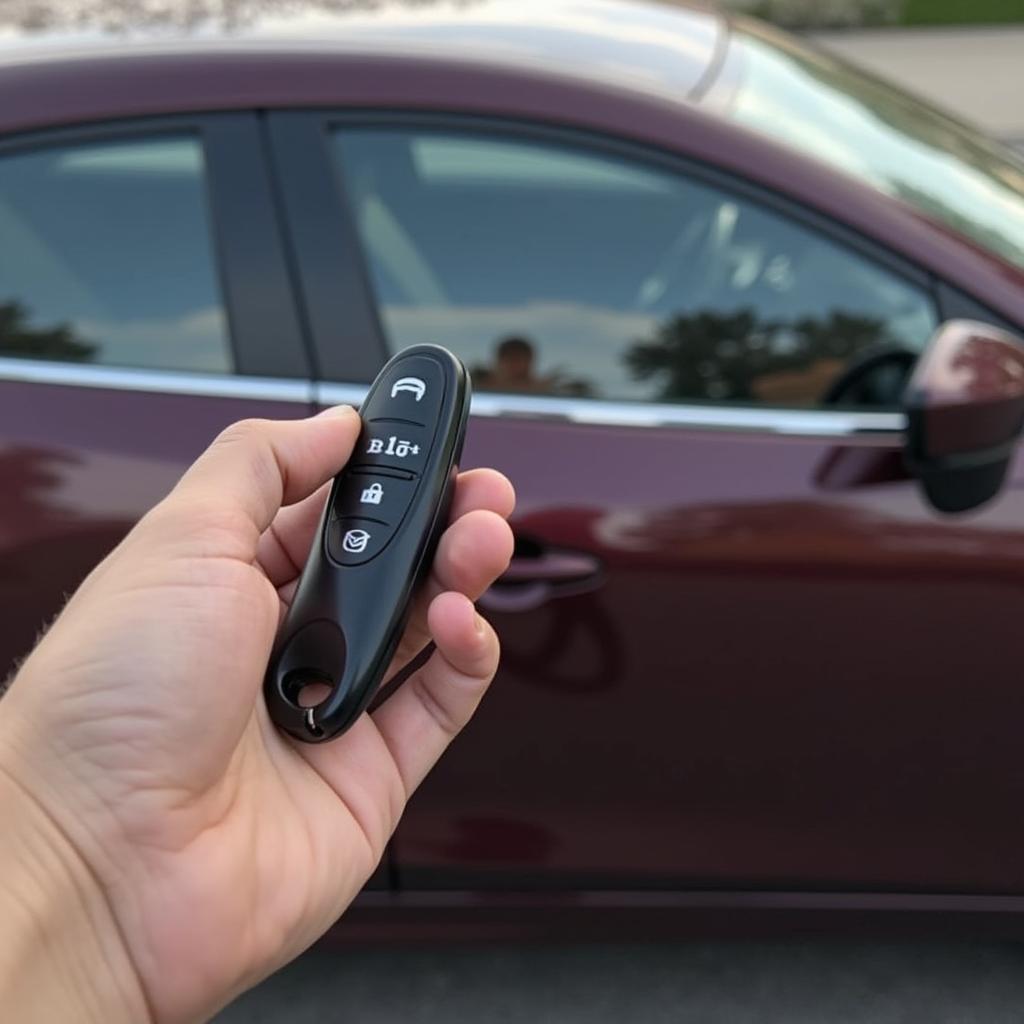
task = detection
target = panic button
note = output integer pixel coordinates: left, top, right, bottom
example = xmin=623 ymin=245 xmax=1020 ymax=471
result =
xmin=355 ymin=421 xmax=431 ymax=474
xmin=363 ymin=355 xmax=445 ymax=427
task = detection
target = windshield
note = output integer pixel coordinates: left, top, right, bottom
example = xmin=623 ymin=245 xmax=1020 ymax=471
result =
xmin=720 ymin=18 xmax=1024 ymax=271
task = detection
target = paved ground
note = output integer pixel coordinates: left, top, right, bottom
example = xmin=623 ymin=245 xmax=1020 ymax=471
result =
xmin=216 ymin=941 xmax=1024 ymax=1023
xmin=810 ymin=26 xmax=1024 ymax=147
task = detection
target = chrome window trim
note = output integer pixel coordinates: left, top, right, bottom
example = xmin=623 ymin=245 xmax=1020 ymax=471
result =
xmin=318 ymin=382 xmax=905 ymax=436
xmin=0 ymin=358 xmax=905 ymax=435
xmin=0 ymin=357 xmax=312 ymax=403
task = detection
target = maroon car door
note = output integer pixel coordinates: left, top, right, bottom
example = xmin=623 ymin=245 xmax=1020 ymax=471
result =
xmin=276 ymin=111 xmax=1024 ymax=897
xmin=0 ymin=115 xmax=314 ymax=686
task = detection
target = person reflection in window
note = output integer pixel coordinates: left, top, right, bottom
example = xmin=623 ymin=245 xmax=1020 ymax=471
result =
xmin=473 ymin=336 xmax=589 ymax=397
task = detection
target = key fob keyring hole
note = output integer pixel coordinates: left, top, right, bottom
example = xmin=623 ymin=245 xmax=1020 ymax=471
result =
xmin=281 ymin=669 xmax=334 ymax=710
xmin=272 ymin=618 xmax=348 ymax=721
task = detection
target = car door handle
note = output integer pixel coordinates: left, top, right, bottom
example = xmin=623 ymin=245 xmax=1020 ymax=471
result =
xmin=479 ymin=544 xmax=603 ymax=613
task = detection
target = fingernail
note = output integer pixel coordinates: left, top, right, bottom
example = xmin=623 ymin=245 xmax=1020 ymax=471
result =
xmin=316 ymin=405 xmax=357 ymax=419
xmin=474 ymin=612 xmax=487 ymax=637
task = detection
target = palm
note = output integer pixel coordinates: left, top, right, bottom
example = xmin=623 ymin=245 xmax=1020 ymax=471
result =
xmin=3 ymin=411 xmax=514 ymax=1024
xmin=96 ymin=554 xmax=405 ymax=1016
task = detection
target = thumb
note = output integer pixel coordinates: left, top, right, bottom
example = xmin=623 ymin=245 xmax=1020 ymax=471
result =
xmin=165 ymin=406 xmax=361 ymax=550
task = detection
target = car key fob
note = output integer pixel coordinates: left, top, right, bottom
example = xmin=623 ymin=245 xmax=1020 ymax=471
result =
xmin=264 ymin=344 xmax=471 ymax=743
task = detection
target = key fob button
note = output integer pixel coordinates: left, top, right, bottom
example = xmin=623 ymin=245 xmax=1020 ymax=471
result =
xmin=355 ymin=421 xmax=432 ymax=474
xmin=327 ymin=517 xmax=393 ymax=566
xmin=330 ymin=471 xmax=417 ymax=526
xmin=364 ymin=355 xmax=446 ymax=427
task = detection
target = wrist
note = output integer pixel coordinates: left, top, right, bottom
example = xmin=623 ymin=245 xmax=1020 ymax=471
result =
xmin=0 ymin=720 xmax=150 ymax=1024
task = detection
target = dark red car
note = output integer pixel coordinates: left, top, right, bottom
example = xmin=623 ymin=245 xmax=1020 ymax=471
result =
xmin=5 ymin=0 xmax=1024 ymax=937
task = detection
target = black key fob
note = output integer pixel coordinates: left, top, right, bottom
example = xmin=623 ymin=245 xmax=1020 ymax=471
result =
xmin=264 ymin=344 xmax=471 ymax=743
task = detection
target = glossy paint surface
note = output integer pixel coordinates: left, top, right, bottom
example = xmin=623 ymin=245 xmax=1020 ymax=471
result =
xmin=0 ymin=378 xmax=311 ymax=669
xmin=5 ymin=0 xmax=1024 ymax=927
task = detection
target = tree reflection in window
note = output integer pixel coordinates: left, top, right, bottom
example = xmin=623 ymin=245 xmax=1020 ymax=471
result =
xmin=0 ymin=301 xmax=96 ymax=362
xmin=625 ymin=307 xmax=896 ymax=406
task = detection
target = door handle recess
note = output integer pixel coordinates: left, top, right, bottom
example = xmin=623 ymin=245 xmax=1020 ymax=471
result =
xmin=479 ymin=544 xmax=602 ymax=613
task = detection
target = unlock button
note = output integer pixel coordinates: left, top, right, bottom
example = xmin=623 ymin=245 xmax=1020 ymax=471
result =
xmin=330 ymin=470 xmax=418 ymax=528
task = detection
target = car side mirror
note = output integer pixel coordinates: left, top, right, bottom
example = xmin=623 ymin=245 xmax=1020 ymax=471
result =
xmin=904 ymin=319 xmax=1024 ymax=513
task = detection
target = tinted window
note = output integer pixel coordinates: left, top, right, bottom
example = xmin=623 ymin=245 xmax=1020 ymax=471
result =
xmin=723 ymin=20 xmax=1024 ymax=270
xmin=0 ymin=135 xmax=231 ymax=372
xmin=333 ymin=128 xmax=937 ymax=407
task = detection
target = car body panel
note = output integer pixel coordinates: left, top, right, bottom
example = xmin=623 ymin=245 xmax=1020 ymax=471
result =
xmin=0 ymin=374 xmax=313 ymax=670
xmin=376 ymin=410 xmax=1024 ymax=893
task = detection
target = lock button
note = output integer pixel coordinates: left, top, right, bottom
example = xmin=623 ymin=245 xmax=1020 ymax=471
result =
xmin=330 ymin=470 xmax=418 ymax=528
xmin=361 ymin=481 xmax=384 ymax=505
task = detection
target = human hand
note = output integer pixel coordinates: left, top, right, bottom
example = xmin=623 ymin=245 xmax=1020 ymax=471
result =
xmin=0 ymin=407 xmax=514 ymax=1024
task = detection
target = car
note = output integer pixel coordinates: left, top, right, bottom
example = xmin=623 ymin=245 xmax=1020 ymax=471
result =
xmin=4 ymin=0 xmax=1024 ymax=939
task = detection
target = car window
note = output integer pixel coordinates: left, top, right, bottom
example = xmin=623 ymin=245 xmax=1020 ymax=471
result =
xmin=722 ymin=19 xmax=1024 ymax=272
xmin=332 ymin=127 xmax=938 ymax=409
xmin=0 ymin=135 xmax=231 ymax=373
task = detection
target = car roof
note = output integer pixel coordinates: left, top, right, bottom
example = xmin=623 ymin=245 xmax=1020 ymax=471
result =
xmin=0 ymin=0 xmax=724 ymax=103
